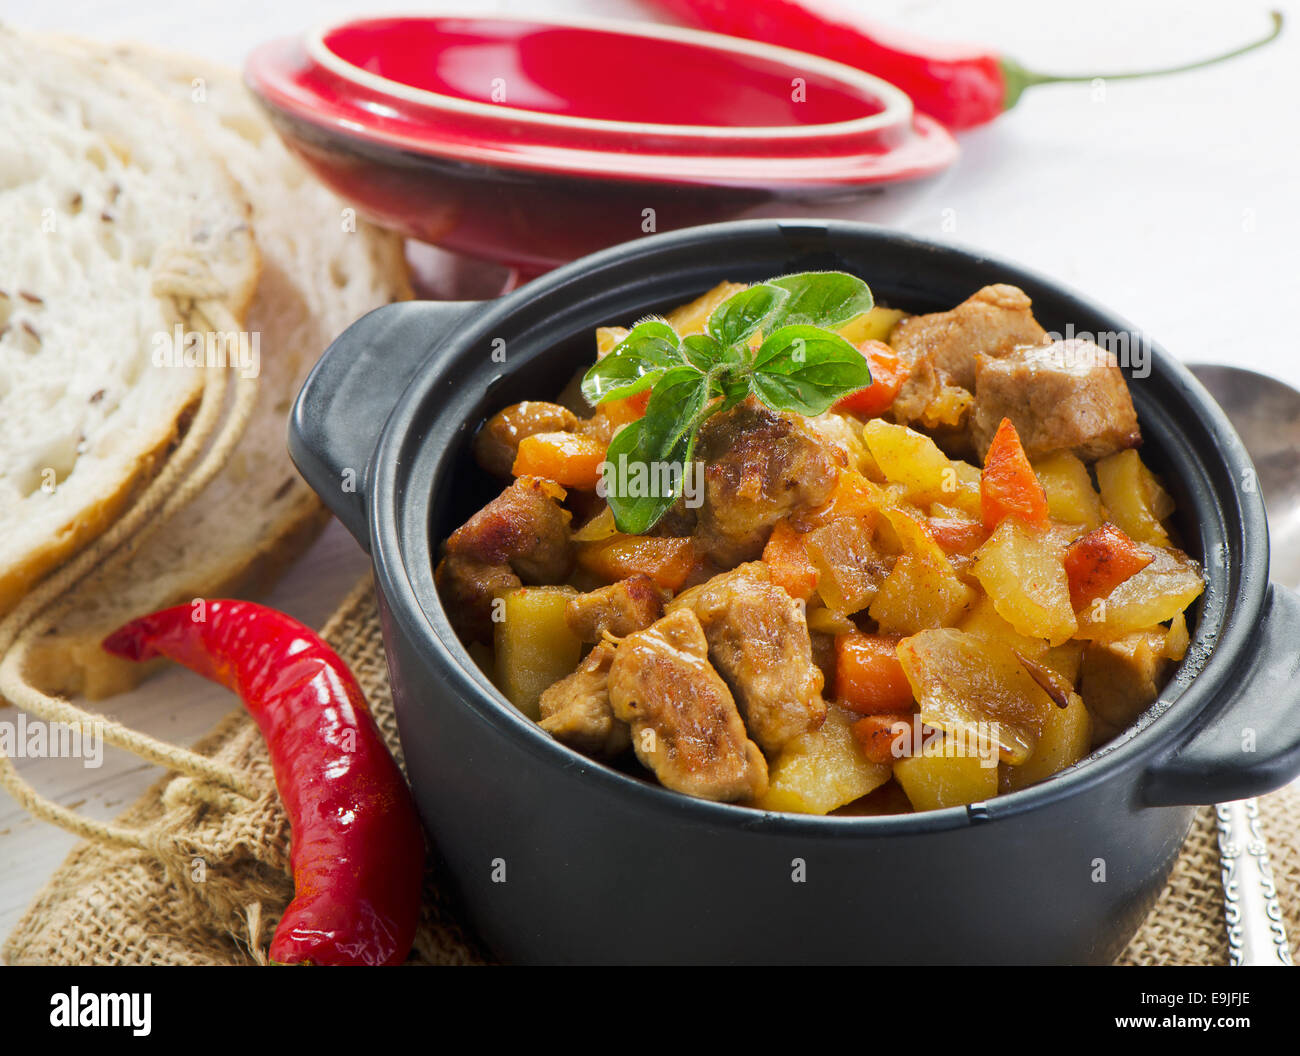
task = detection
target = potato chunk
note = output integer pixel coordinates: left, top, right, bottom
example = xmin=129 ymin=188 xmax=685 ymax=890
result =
xmin=1040 ymin=640 xmax=1084 ymax=685
xmin=862 ymin=419 xmax=981 ymax=517
xmin=494 ymin=586 xmax=583 ymax=720
xmin=1033 ymin=451 xmax=1103 ymax=530
xmin=804 ymin=516 xmax=890 ymax=614
xmin=957 ymin=594 xmax=1050 ymax=659
xmin=1095 ymin=449 xmax=1174 ymax=547
xmin=837 ymin=305 xmax=905 ymax=346
xmin=867 ymin=508 xmax=976 ymax=635
xmin=1073 ymin=544 xmax=1204 ymax=639
xmin=665 ymin=280 xmax=747 ymax=335
xmin=894 ymin=751 xmax=999 ymax=811
xmin=868 ymin=553 xmax=974 ymax=636
xmin=897 ymin=628 xmax=1057 ymax=765
xmin=1001 ymin=691 xmax=1092 ymax=791
xmin=756 ymin=705 xmax=891 ymax=815
xmin=1164 ymin=612 xmax=1190 ymax=661
xmin=972 ymin=518 xmax=1077 ymax=646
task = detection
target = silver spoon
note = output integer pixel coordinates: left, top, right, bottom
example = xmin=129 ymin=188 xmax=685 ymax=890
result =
xmin=1192 ymin=364 xmax=1300 ymax=587
xmin=1190 ymin=363 xmax=1296 ymax=966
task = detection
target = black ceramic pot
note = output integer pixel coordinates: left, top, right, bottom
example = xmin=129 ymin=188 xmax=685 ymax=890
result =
xmin=289 ymin=220 xmax=1300 ymax=965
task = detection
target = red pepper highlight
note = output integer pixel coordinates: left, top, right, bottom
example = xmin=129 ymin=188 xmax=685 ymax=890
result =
xmin=103 ymin=600 xmax=425 ymax=966
xmin=652 ymin=0 xmax=1283 ymax=130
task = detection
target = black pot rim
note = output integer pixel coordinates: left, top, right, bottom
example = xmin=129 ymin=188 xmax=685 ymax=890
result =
xmin=368 ymin=218 xmax=1269 ymax=835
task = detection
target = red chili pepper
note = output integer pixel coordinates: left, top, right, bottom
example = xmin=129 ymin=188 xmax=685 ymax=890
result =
xmin=652 ymin=0 xmax=1283 ymax=130
xmin=102 ymin=600 xmax=424 ymax=966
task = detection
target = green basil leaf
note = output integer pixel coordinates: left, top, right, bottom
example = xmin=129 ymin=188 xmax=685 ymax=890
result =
xmin=716 ymin=373 xmax=753 ymax=414
xmin=765 ymin=271 xmax=874 ymax=330
xmin=641 ymin=365 xmax=709 ymax=450
xmin=706 ymin=283 xmax=789 ymax=347
xmin=751 ymin=325 xmax=873 ymax=415
xmin=681 ymin=333 xmax=724 ymax=371
xmin=581 ymin=320 xmax=681 ymax=405
xmin=603 ymin=366 xmax=709 ymax=534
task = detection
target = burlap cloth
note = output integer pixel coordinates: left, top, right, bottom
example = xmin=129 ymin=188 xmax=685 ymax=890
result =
xmin=4 ymin=575 xmax=1298 ymax=966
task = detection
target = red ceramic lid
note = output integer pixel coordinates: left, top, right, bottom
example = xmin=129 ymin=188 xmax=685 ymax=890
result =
xmin=246 ymin=14 xmax=958 ymax=187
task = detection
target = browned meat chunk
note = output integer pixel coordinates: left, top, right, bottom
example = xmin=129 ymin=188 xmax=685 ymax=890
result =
xmin=565 ymin=574 xmax=666 ymax=643
xmin=891 ymin=284 xmax=1048 ymax=427
xmin=443 ymin=475 xmax=574 ymax=583
xmin=893 ymin=284 xmax=1050 ymax=391
xmin=649 ymin=495 xmax=699 ymax=538
xmin=433 ymin=556 xmax=521 ymax=643
xmin=474 ymin=401 xmax=579 ymax=476
xmin=668 ymin=563 xmax=826 ymax=753
xmin=972 ymin=340 xmax=1141 ymax=461
xmin=538 ymin=642 xmax=631 ymax=757
xmin=608 ymin=608 xmax=768 ymax=802
xmin=694 ymin=400 xmax=840 ymax=566
xmin=890 ymin=357 xmax=974 ymax=433
xmin=1080 ymin=630 xmax=1170 ymax=745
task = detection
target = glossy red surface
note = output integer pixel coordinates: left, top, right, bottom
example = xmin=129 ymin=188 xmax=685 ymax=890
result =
xmin=103 ymin=600 xmax=425 ymax=966
xmin=326 ymin=17 xmax=880 ymax=128
xmin=245 ymin=14 xmax=958 ymax=270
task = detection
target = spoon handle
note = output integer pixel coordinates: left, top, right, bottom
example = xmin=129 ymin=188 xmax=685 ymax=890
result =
xmin=1216 ymin=797 xmax=1292 ymax=965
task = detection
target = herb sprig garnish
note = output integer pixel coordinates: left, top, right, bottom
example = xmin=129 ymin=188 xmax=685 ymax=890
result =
xmin=582 ymin=271 xmax=876 ymax=534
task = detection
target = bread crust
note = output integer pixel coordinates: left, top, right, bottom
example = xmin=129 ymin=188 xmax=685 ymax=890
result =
xmin=19 ymin=45 xmax=410 ymax=697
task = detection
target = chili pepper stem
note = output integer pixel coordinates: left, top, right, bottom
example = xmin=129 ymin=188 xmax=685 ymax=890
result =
xmin=1001 ymin=10 xmax=1283 ymax=110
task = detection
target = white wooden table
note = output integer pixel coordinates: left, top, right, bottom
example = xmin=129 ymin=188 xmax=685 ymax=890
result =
xmin=4 ymin=0 xmax=1298 ymax=941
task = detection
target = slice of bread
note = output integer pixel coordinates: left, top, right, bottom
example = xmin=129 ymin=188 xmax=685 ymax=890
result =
xmin=0 ymin=28 xmax=260 ymax=620
xmin=21 ymin=46 xmax=411 ymax=699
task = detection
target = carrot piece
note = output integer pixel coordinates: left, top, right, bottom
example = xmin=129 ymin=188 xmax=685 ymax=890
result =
xmin=762 ymin=518 xmax=820 ymax=601
xmin=576 ymin=534 xmax=697 ymax=591
xmin=602 ymin=389 xmax=651 ymax=427
xmin=1063 ymin=523 xmax=1154 ymax=610
xmin=926 ymin=515 xmax=989 ymax=556
xmin=512 ymin=431 xmax=607 ymax=490
xmin=833 ymin=341 xmax=911 ymax=417
xmin=850 ymin=712 xmax=916 ymax=764
xmin=980 ymin=417 xmax=1050 ymax=532
xmin=835 ymin=632 xmax=915 ymax=714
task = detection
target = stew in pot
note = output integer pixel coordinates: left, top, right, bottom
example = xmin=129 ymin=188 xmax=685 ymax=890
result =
xmin=436 ymin=275 xmax=1204 ymax=815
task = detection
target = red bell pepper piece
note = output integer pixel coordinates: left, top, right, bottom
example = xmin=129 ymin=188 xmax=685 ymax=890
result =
xmin=651 ymin=0 xmax=1282 ymax=131
xmin=102 ymin=600 xmax=425 ymax=966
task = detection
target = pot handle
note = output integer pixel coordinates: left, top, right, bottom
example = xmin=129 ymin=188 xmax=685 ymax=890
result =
xmin=289 ymin=300 xmax=485 ymax=550
xmin=1143 ymin=583 xmax=1300 ymax=806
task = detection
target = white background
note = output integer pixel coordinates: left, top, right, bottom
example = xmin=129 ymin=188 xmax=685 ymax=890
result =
xmin=2 ymin=0 xmax=1298 ymax=940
